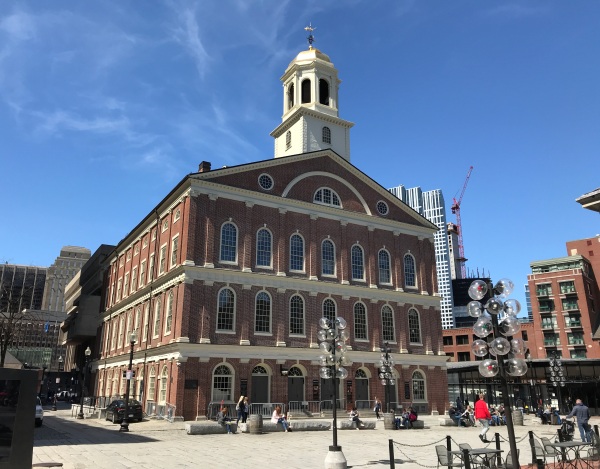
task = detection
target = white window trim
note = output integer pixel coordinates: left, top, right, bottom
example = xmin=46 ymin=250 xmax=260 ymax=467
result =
xmin=351 ymin=244 xmax=366 ymax=282
xmin=255 ymin=227 xmax=273 ymax=269
xmin=164 ymin=292 xmax=174 ymax=336
xmin=170 ymin=235 xmax=179 ymax=268
xmin=289 ymin=233 xmax=306 ymax=273
xmin=408 ymin=308 xmax=423 ymax=345
xmin=353 ymin=301 xmax=369 ymax=342
xmin=381 ymin=305 xmax=397 ymax=344
xmin=403 ymin=252 xmax=418 ymax=290
xmin=254 ymin=290 xmax=272 ymax=335
xmin=321 ymin=239 xmax=337 ymax=277
xmin=411 ymin=369 xmax=427 ymax=402
xmin=216 ymin=287 xmax=236 ymax=333
xmin=158 ymin=243 xmax=168 ymax=276
xmin=378 ymin=248 xmax=393 ymax=286
xmin=219 ymin=221 xmax=239 ymax=265
xmin=152 ymin=299 xmax=162 ymax=339
xmin=289 ymin=294 xmax=306 ymax=337
xmin=313 ymin=187 xmax=342 ymax=209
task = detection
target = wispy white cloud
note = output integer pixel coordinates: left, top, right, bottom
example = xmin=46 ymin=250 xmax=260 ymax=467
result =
xmin=170 ymin=3 xmax=211 ymax=80
xmin=0 ymin=11 xmax=36 ymax=41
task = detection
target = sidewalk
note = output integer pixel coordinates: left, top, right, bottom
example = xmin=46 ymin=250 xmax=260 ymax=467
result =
xmin=33 ymin=409 xmax=598 ymax=469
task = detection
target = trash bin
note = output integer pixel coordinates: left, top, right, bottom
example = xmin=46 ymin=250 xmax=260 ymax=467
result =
xmin=384 ymin=412 xmax=396 ymax=430
xmin=248 ymin=414 xmax=263 ymax=434
xmin=551 ymin=413 xmax=559 ymax=425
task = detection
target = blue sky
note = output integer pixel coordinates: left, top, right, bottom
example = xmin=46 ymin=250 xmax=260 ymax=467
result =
xmin=1 ymin=1 xmax=598 ymax=310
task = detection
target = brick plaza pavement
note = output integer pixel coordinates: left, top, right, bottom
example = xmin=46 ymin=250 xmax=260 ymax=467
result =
xmin=32 ymin=408 xmax=598 ymax=469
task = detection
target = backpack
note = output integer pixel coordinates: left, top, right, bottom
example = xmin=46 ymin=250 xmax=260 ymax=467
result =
xmin=409 ymin=412 xmax=417 ymax=422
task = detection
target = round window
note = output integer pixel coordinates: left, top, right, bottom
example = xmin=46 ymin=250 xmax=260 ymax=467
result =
xmin=376 ymin=201 xmax=389 ymax=216
xmin=258 ymin=174 xmax=274 ymax=191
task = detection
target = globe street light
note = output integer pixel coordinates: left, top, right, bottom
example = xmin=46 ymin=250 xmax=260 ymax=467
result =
xmin=468 ymin=278 xmax=527 ymax=469
xmin=77 ymin=347 xmax=92 ymax=419
xmin=120 ymin=331 xmax=138 ymax=432
xmin=318 ymin=316 xmax=351 ymax=469
xmin=378 ymin=343 xmax=395 ymax=413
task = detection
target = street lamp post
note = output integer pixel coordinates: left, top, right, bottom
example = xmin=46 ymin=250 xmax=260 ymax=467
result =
xmin=548 ymin=352 xmax=565 ymax=414
xmin=52 ymin=356 xmax=63 ymax=411
xmin=318 ymin=316 xmax=351 ymax=469
xmin=468 ymin=278 xmax=528 ymax=469
xmin=378 ymin=343 xmax=394 ymax=413
xmin=120 ymin=331 xmax=138 ymax=432
xmin=77 ymin=347 xmax=92 ymax=419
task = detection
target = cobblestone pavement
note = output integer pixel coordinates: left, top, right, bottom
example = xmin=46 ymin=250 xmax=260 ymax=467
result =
xmin=32 ymin=407 xmax=599 ymax=469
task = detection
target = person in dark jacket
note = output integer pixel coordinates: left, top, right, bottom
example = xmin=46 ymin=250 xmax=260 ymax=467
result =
xmin=566 ymin=399 xmax=591 ymax=442
xmin=217 ymin=406 xmax=234 ymax=434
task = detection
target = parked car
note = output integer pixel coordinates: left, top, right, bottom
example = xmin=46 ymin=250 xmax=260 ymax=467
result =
xmin=105 ymin=399 xmax=143 ymax=424
xmin=35 ymin=397 xmax=44 ymax=427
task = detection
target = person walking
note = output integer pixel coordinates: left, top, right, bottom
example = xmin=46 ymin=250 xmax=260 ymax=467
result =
xmin=373 ymin=397 xmax=382 ymax=420
xmin=236 ymin=395 xmax=245 ymax=425
xmin=565 ymin=399 xmax=591 ymax=442
xmin=474 ymin=393 xmax=492 ymax=443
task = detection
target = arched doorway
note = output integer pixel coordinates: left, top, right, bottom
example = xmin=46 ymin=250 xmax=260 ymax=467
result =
xmin=251 ymin=365 xmax=269 ymax=403
xmin=355 ymin=369 xmax=369 ymax=409
xmin=288 ymin=366 xmax=304 ymax=403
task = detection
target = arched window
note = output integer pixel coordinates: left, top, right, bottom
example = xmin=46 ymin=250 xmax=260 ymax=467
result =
xmin=314 ymin=188 xmax=341 ymax=208
xmin=321 ymin=239 xmax=335 ymax=276
xmin=255 ymin=291 xmax=271 ymax=333
xmin=152 ymin=298 xmax=161 ymax=338
xmin=412 ymin=371 xmax=426 ymax=401
xmin=118 ymin=316 xmax=125 ymax=348
xmin=164 ymin=291 xmax=174 ymax=334
xmin=290 ymin=234 xmax=304 ymax=271
xmin=354 ymin=302 xmax=367 ymax=340
xmin=159 ymin=366 xmax=168 ymax=404
xmin=252 ymin=365 xmax=268 ymax=375
xmin=288 ymin=83 xmax=295 ymax=109
xmin=351 ymin=245 xmax=364 ymax=280
xmin=301 ymin=79 xmax=311 ymax=103
xmin=217 ymin=288 xmax=235 ymax=331
xmin=322 ymin=298 xmax=336 ymax=323
xmin=404 ymin=253 xmax=416 ymax=288
xmin=319 ymin=79 xmax=330 ymax=105
xmin=381 ymin=305 xmax=395 ymax=342
xmin=212 ymin=364 xmax=233 ymax=402
xmin=286 ymin=131 xmax=291 ymax=150
xmin=290 ymin=295 xmax=305 ymax=335
xmin=256 ymin=228 xmax=272 ymax=267
xmin=409 ymin=309 xmax=422 ymax=344
xmin=148 ymin=366 xmax=156 ymax=401
xmin=220 ymin=222 xmax=237 ymax=263
xmin=378 ymin=249 xmax=391 ymax=284
xmin=355 ymin=369 xmax=367 ymax=378
xmin=288 ymin=366 xmax=303 ymax=377
xmin=322 ymin=126 xmax=331 ymax=144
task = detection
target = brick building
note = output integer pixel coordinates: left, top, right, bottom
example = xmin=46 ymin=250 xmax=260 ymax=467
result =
xmin=92 ymin=44 xmax=448 ymax=420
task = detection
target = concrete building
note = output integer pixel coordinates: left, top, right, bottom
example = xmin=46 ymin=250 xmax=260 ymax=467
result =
xmin=576 ymin=188 xmax=600 ymax=214
xmin=92 ymin=43 xmax=448 ymax=421
xmin=42 ymin=246 xmax=91 ymax=312
xmin=389 ymin=186 xmax=455 ymax=329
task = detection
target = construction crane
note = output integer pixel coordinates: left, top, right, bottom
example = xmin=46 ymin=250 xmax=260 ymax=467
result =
xmin=451 ymin=166 xmax=473 ymax=279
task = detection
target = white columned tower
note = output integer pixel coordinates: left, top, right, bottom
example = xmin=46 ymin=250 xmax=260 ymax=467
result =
xmin=271 ymin=28 xmax=354 ymax=161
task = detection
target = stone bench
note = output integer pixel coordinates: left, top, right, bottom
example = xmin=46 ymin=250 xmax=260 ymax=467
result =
xmin=338 ymin=420 xmax=376 ymax=430
xmin=400 ymin=420 xmax=424 ymax=429
xmin=185 ymin=422 xmax=239 ymax=435
xmin=439 ymin=417 xmax=456 ymax=426
xmin=259 ymin=420 xmax=331 ymax=432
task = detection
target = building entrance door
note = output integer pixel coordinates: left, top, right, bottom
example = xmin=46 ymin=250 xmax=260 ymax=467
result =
xmin=251 ymin=365 xmax=269 ymax=403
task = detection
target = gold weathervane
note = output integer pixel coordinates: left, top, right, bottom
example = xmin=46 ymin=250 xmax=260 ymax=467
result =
xmin=304 ymin=23 xmax=316 ymax=49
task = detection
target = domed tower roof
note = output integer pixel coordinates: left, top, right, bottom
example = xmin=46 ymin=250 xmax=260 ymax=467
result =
xmin=288 ymin=47 xmax=332 ymax=67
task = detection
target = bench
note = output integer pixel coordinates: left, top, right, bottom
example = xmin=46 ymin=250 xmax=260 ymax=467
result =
xmin=259 ymin=420 xmax=331 ymax=432
xmin=439 ymin=417 xmax=456 ymax=427
xmin=185 ymin=422 xmax=239 ymax=434
xmin=402 ymin=420 xmax=424 ymax=429
xmin=338 ymin=420 xmax=376 ymax=430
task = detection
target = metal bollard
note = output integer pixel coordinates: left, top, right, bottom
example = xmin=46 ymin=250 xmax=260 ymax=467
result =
xmin=528 ymin=431 xmax=536 ymax=466
xmin=463 ymin=448 xmax=471 ymax=469
xmin=389 ymin=439 xmax=395 ymax=469
xmin=495 ymin=433 xmax=502 ymax=467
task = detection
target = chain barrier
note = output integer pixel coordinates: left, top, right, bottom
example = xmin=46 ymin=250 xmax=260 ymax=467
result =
xmin=497 ymin=433 xmax=530 ymax=444
xmin=391 ymin=440 xmax=439 ymax=468
xmin=393 ymin=436 xmax=448 ymax=448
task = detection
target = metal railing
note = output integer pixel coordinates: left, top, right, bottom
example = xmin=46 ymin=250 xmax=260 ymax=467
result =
xmin=249 ymin=402 xmax=286 ymax=417
xmin=355 ymin=399 xmax=375 ymax=410
xmin=288 ymin=401 xmax=320 ymax=415
xmin=319 ymin=399 xmax=346 ymax=411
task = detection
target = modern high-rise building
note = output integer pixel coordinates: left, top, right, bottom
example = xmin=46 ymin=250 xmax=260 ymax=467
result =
xmin=389 ymin=186 xmax=455 ymax=329
xmin=524 ymin=284 xmax=533 ymax=322
xmin=42 ymin=246 xmax=91 ymax=312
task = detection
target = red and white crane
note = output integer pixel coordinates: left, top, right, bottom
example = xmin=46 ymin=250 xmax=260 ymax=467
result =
xmin=451 ymin=166 xmax=473 ymax=279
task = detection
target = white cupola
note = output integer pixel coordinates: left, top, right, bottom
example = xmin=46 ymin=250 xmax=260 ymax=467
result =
xmin=271 ymin=27 xmax=354 ymax=161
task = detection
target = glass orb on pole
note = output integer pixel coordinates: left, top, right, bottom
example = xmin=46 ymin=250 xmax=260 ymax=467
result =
xmin=119 ymin=331 xmax=138 ymax=432
xmin=548 ymin=352 xmax=565 ymax=413
xmin=77 ymin=347 xmax=92 ymax=419
xmin=378 ymin=342 xmax=394 ymax=413
xmin=468 ymin=278 xmax=526 ymax=469
xmin=318 ymin=316 xmax=351 ymax=469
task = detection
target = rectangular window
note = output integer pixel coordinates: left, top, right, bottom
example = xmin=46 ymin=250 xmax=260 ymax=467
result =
xmin=123 ymin=273 xmax=129 ymax=298
xmin=130 ymin=267 xmax=138 ymax=293
xmin=570 ymin=350 xmax=587 ymax=359
xmin=536 ymin=284 xmax=552 ymax=297
xmin=562 ymin=299 xmax=578 ymax=311
xmin=139 ymin=260 xmax=146 ymax=287
xmin=565 ymin=315 xmax=581 ymax=328
xmin=289 ymin=296 xmax=305 ymax=335
xmin=458 ymin=352 xmax=471 ymax=362
xmin=171 ymin=236 xmax=179 ymax=267
xmin=118 ymin=317 xmax=124 ymax=349
xmin=354 ymin=304 xmax=367 ymax=340
xmin=381 ymin=307 xmax=395 ymax=342
xmin=158 ymin=245 xmax=167 ymax=275
xmin=567 ymin=333 xmax=584 ymax=345
xmin=456 ymin=335 xmax=469 ymax=345
xmin=443 ymin=336 xmax=454 ymax=346
xmin=142 ymin=305 xmax=150 ymax=342
xmin=116 ymin=279 xmax=122 ymax=301
xmin=543 ymin=333 xmax=560 ymax=346
xmin=559 ymin=281 xmax=576 ymax=294
xmin=149 ymin=254 xmax=155 ymax=282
